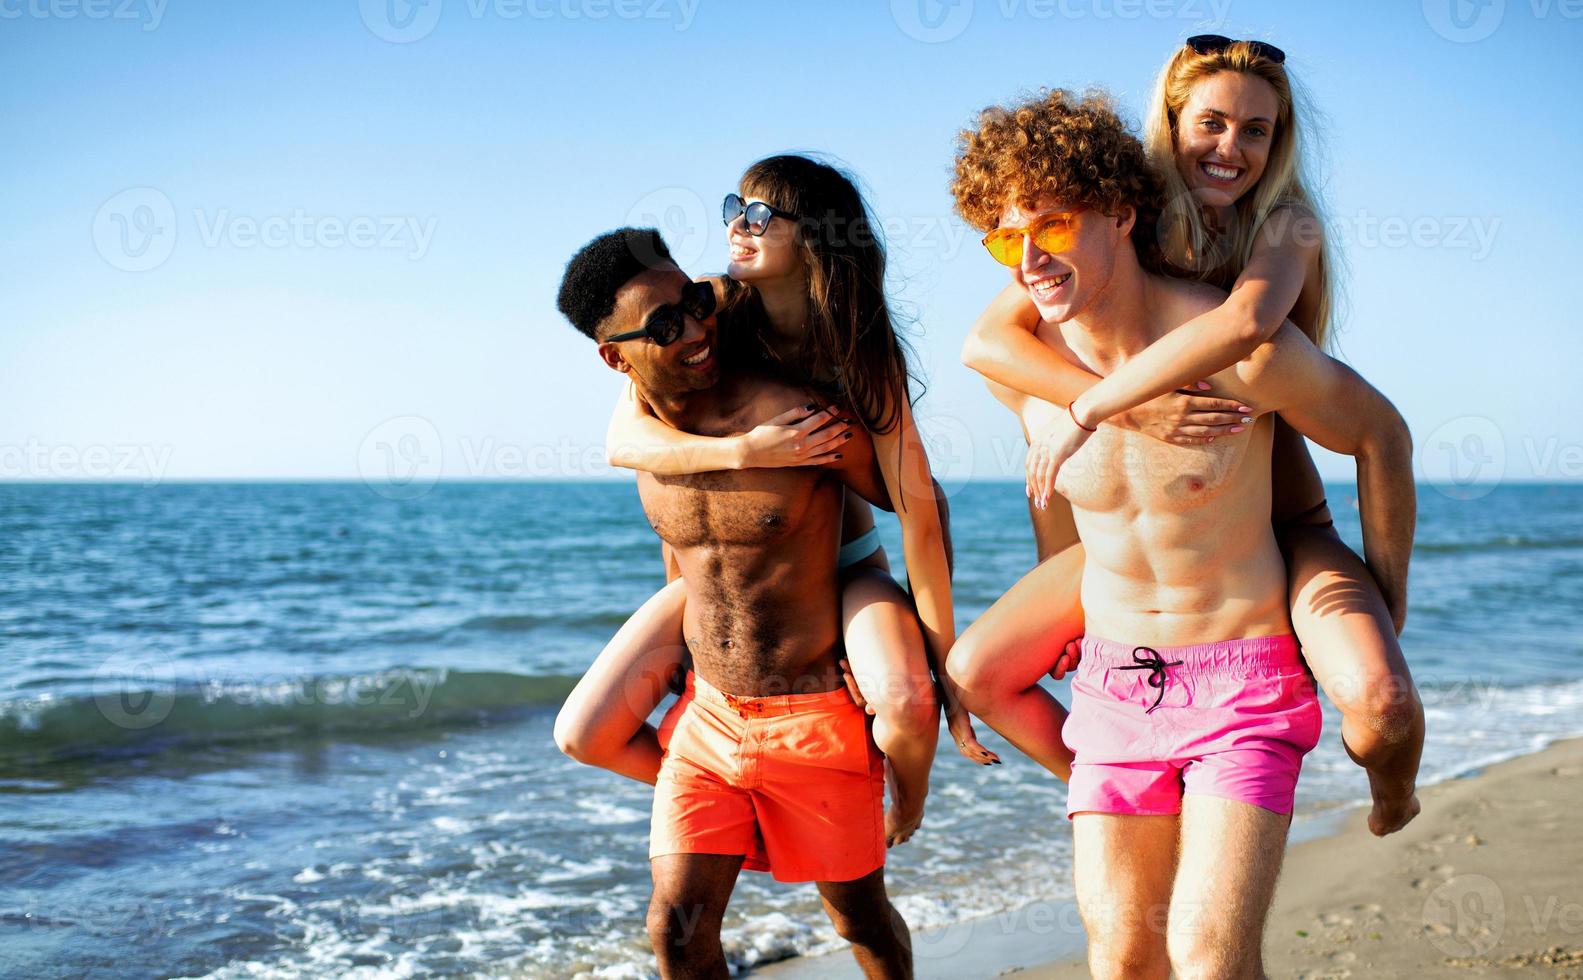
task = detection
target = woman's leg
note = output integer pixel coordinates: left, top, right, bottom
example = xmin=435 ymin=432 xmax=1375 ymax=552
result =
xmin=553 ymin=577 xmax=688 ymax=785
xmin=1281 ymin=522 xmax=1423 ymax=835
xmin=841 ymin=564 xmax=941 ymax=847
xmin=947 ymin=541 xmax=1085 ymax=781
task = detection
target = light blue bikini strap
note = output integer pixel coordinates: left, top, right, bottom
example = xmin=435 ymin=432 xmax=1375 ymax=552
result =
xmin=837 ymin=526 xmax=883 ymax=569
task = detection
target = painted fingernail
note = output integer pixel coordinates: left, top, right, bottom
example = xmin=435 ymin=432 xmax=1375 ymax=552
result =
xmin=1230 ymin=425 xmax=1244 ymax=433
xmin=1238 ymin=406 xmax=1252 ymax=413
xmin=1240 ymin=416 xmax=1254 ymax=424
xmin=844 ymin=431 xmax=853 ymax=439
xmin=834 ymin=453 xmax=842 ymax=460
xmin=805 ymin=403 xmax=816 ymax=411
xmin=1196 ymin=381 xmax=1212 ymax=390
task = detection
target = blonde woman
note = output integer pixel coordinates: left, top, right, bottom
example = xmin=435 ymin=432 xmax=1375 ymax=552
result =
xmin=952 ymin=36 xmax=1423 ymax=837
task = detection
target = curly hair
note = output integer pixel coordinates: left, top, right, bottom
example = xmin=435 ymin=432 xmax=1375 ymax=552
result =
xmin=951 ymin=88 xmax=1163 ymax=250
xmin=556 ymin=227 xmax=673 ymax=340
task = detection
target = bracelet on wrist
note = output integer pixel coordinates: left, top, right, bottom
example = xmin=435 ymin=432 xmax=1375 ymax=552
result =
xmin=1068 ymin=402 xmax=1098 ymax=433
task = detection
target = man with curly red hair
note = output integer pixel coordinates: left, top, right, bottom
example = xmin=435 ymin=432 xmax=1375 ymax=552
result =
xmin=947 ymin=89 xmax=1415 ymax=979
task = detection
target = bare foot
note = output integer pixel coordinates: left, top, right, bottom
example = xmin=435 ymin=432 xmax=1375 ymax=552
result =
xmin=1367 ymin=772 xmax=1421 ymax=836
xmin=884 ymin=761 xmax=925 ymax=847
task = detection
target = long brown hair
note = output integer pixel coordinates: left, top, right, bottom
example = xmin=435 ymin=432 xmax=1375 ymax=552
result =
xmin=1146 ymin=40 xmax=1339 ymax=348
xmin=731 ymin=154 xmax=921 ymax=437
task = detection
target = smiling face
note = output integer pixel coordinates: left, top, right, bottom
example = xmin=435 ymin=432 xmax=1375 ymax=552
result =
xmin=1173 ymin=70 xmax=1280 ymax=208
xmin=597 ymin=265 xmax=720 ymax=395
xmin=1000 ymin=196 xmax=1133 ymax=323
xmin=725 ymin=196 xmax=803 ymax=284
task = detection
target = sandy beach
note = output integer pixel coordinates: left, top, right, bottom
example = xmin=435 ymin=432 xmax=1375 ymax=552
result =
xmin=766 ymin=737 xmax=1583 ymax=979
xmin=1027 ymin=737 xmax=1583 ymax=979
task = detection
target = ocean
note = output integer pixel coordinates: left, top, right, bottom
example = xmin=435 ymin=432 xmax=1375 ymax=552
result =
xmin=2 ymin=480 xmax=1581 ymax=978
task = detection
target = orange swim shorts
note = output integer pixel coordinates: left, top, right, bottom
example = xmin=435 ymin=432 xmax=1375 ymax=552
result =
xmin=650 ymin=671 xmax=885 ymax=883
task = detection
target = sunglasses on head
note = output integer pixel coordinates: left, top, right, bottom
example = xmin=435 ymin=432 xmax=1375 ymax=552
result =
xmin=981 ymin=210 xmax=1080 ymax=267
xmin=605 ymin=279 xmax=717 ymax=347
xmin=722 ymin=193 xmax=799 ymax=236
xmin=1185 ymin=34 xmax=1286 ymax=64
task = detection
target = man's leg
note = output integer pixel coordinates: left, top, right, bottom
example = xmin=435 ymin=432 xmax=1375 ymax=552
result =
xmin=1165 ymin=795 xmax=1290 ymax=980
xmin=647 ymin=853 xmax=744 ymax=980
xmin=1072 ymin=812 xmax=1178 ymax=980
xmin=815 ymin=867 xmax=912 ymax=980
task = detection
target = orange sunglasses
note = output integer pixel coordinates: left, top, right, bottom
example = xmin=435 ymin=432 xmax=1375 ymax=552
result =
xmin=981 ymin=210 xmax=1081 ymax=267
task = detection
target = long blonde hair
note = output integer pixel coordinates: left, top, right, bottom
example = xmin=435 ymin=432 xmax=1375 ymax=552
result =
xmin=1145 ymin=40 xmax=1338 ymax=349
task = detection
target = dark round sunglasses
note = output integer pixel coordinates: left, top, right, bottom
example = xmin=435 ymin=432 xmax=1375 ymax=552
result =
xmin=1185 ymin=34 xmax=1286 ymax=64
xmin=605 ymin=280 xmax=717 ymax=347
xmin=721 ymin=193 xmax=799 ymax=236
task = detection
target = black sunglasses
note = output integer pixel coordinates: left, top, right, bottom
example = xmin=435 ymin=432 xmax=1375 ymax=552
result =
xmin=1185 ymin=34 xmax=1286 ymax=64
xmin=605 ymin=280 xmax=717 ymax=346
xmin=722 ymin=193 xmax=799 ymax=236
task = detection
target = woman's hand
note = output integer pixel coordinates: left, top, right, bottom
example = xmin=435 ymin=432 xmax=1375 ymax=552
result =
xmin=739 ymin=405 xmax=853 ymax=468
xmin=841 ymin=658 xmax=1000 ymax=765
xmin=1115 ymin=382 xmax=1254 ymax=446
xmin=947 ymin=705 xmax=1000 ymax=766
xmin=1025 ymin=409 xmax=1093 ymax=510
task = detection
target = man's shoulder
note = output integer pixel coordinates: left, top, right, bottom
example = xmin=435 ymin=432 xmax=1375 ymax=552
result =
xmin=726 ymin=372 xmax=816 ymax=424
xmin=1152 ymin=273 xmax=1229 ymax=326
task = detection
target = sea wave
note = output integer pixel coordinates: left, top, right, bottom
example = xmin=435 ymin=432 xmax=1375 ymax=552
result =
xmin=0 ymin=667 xmax=580 ymax=764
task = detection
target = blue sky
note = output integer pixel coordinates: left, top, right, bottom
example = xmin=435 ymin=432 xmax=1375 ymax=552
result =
xmin=3 ymin=0 xmax=1580 ymax=489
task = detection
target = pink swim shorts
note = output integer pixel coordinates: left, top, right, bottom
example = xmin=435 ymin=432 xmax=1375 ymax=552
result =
xmin=1063 ymin=634 xmax=1323 ymax=818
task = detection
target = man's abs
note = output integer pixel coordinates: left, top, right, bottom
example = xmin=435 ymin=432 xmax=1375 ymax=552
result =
xmin=639 ymin=467 xmax=849 ymax=696
xmin=1059 ymin=419 xmax=1292 ymax=645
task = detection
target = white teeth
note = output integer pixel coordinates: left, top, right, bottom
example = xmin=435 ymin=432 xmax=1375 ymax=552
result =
xmin=1203 ymin=163 xmax=1240 ymax=180
xmin=1030 ymin=273 xmax=1071 ymax=296
xmin=682 ymin=346 xmax=710 ymax=366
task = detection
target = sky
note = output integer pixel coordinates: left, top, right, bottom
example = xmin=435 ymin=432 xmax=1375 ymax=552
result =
xmin=3 ymin=0 xmax=1581 ymax=491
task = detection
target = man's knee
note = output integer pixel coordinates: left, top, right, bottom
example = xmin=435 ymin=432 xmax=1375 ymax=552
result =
xmin=1088 ymin=936 xmax=1169 ymax=980
xmin=646 ymin=897 xmax=719 ymax=959
xmin=825 ymin=900 xmax=901 ymax=950
xmin=1166 ymin=915 xmax=1255 ymax=979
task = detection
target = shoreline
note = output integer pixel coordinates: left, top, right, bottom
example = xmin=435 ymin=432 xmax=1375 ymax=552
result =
xmin=758 ymin=737 xmax=1583 ymax=979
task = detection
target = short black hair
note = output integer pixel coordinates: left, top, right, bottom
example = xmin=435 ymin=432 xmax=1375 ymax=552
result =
xmin=556 ymin=227 xmax=674 ymax=339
